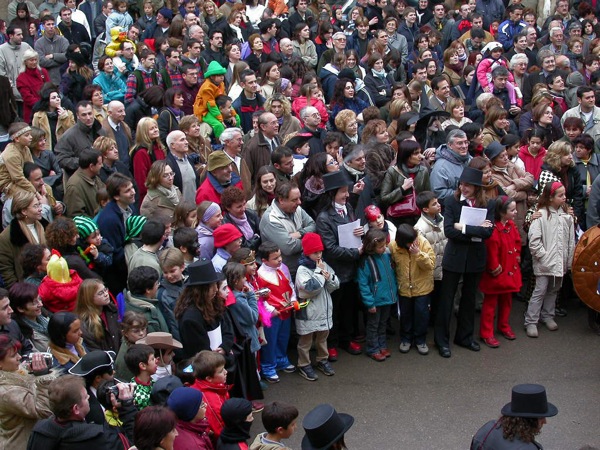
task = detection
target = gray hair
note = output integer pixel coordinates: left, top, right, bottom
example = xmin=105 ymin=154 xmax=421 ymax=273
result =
xmin=536 ymin=49 xmax=555 ymax=66
xmin=446 ymin=129 xmax=467 ymax=145
xmin=300 ymin=106 xmax=318 ymax=120
xmin=475 ymin=92 xmax=494 ymax=110
xmin=549 ymin=26 xmax=563 ymax=38
xmin=188 ymin=24 xmax=202 ymax=37
xmin=509 ymin=53 xmax=528 ymax=69
xmin=491 ymin=66 xmax=510 ymax=78
xmin=219 ymin=127 xmax=243 ymax=144
xmin=166 ymin=130 xmax=185 ymax=148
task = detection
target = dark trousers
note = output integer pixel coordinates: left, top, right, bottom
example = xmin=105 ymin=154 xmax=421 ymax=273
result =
xmin=328 ymin=281 xmax=359 ymax=349
xmin=365 ymin=304 xmax=391 ymax=354
xmin=434 ymin=269 xmax=482 ymax=348
xmin=399 ymin=295 xmax=430 ymax=345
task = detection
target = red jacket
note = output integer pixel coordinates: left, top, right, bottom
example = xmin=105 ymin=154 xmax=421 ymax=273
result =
xmin=195 ymin=173 xmax=244 ymax=205
xmin=16 ymin=66 xmax=50 ymax=123
xmin=191 ymin=378 xmax=230 ymax=445
xmin=479 ymin=220 xmax=522 ymax=295
xmin=132 ymin=143 xmax=166 ymax=202
xmin=173 ymin=418 xmax=214 ymax=450
xmin=518 ymin=145 xmax=547 ymax=180
xmin=38 ymin=269 xmax=84 ymax=312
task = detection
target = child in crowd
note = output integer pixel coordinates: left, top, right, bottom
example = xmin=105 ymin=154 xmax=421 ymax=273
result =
xmin=124 ymin=343 xmax=157 ymax=409
xmin=167 ymin=387 xmax=213 ymax=450
xmin=476 ymin=42 xmax=520 ymax=107
xmin=136 ymin=332 xmax=183 ymax=380
xmin=128 ymin=220 xmax=165 ymax=275
xmin=390 ymin=224 xmax=435 ymax=355
xmin=501 ymin=134 xmax=525 ymax=172
xmin=106 ymin=0 xmax=134 ymax=32
xmin=364 ymin=205 xmax=396 ymax=244
xmin=295 ymin=233 xmax=339 ymax=381
xmin=479 ymin=196 xmax=521 ymax=348
xmin=157 ymin=248 xmax=186 ymax=340
xmin=123 ymin=215 xmax=148 ymax=265
xmin=73 ymin=215 xmax=113 ymax=278
xmin=191 ymin=350 xmax=230 ymax=444
xmin=525 ymin=182 xmax=574 ymax=338
xmin=256 ymin=242 xmax=297 ymax=383
xmin=357 ymin=229 xmax=399 ymax=362
xmin=250 ymin=401 xmax=299 ymax=450
xmin=95 ymin=188 xmax=110 ymax=219
xmin=212 ymin=224 xmax=243 ymax=272
xmin=125 ymin=266 xmax=169 ymax=333
xmin=115 ymin=311 xmax=148 ymax=382
xmin=285 ymin=132 xmax=313 ymax=176
xmin=173 ymin=227 xmax=201 ymax=268
xmin=194 ymin=61 xmax=238 ymax=139
xmin=414 ymin=191 xmax=446 ymax=324
xmin=518 ymin=128 xmax=547 ymax=180
xmin=217 ymin=398 xmax=254 ymax=450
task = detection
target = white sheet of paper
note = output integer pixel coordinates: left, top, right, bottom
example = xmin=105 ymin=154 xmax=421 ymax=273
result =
xmin=208 ymin=325 xmax=222 ymax=351
xmin=338 ymin=219 xmax=362 ymax=248
xmin=459 ymin=206 xmax=488 ymax=226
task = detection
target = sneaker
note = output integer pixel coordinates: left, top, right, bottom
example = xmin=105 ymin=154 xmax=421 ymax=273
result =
xmin=251 ymin=401 xmax=264 ymax=413
xmin=544 ymin=319 xmax=558 ymax=331
xmin=328 ymin=348 xmax=338 ymax=362
xmin=262 ymin=373 xmax=280 ymax=383
xmin=368 ymin=352 xmax=386 ymax=362
xmin=316 ymin=360 xmax=335 ymax=376
xmin=416 ymin=343 xmax=429 ymax=355
xmin=298 ymin=365 xmax=318 ymax=381
xmin=399 ymin=342 xmax=411 ymax=353
xmin=281 ymin=364 xmax=296 ymax=373
xmin=380 ymin=348 xmax=391 ymax=358
xmin=526 ymin=324 xmax=538 ymax=338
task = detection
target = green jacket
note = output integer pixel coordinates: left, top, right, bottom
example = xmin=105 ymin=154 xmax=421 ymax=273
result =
xmin=124 ymin=290 xmax=169 ymax=333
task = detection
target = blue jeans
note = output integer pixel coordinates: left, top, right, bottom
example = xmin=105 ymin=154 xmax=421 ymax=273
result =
xmin=399 ymin=295 xmax=430 ymax=345
xmin=366 ymin=305 xmax=391 ymax=355
xmin=260 ymin=315 xmax=291 ymax=376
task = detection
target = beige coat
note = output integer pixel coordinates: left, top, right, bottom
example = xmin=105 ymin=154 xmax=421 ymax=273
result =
xmin=0 ymin=143 xmax=35 ymax=196
xmin=32 ymin=110 xmax=76 ymax=151
xmin=140 ymin=187 xmax=182 ymax=224
xmin=0 ymin=369 xmax=57 ymax=450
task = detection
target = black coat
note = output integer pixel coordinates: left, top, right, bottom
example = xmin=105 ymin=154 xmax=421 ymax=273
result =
xmin=81 ymin=301 xmax=121 ymax=352
xmin=316 ymin=204 xmax=361 ymax=283
xmin=442 ymin=195 xmax=495 ymax=273
xmin=178 ymin=305 xmax=235 ymax=360
xmin=364 ymin=73 xmax=392 ymax=107
xmin=166 ymin=151 xmax=200 ymax=193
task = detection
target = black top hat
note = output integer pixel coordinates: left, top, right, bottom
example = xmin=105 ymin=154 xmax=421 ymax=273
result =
xmin=185 ymin=258 xmax=224 ymax=286
xmin=459 ymin=166 xmax=484 ymax=186
xmin=323 ymin=171 xmax=354 ymax=193
xmin=68 ymin=350 xmax=115 ymax=376
xmin=501 ymin=384 xmax=558 ymax=418
xmin=302 ymin=404 xmax=354 ymax=450
xmin=484 ymin=141 xmax=505 ymax=162
xmin=286 ymin=133 xmax=313 ymax=151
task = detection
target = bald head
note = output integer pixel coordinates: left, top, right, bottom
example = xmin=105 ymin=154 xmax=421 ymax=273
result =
xmin=107 ymin=101 xmax=125 ymax=123
xmin=167 ymin=130 xmax=189 ymax=155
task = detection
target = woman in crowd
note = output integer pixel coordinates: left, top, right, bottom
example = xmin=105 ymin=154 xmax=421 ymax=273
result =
xmin=264 ymin=94 xmax=302 ymax=138
xmin=45 ymin=217 xmax=100 ymax=281
xmin=334 ymin=109 xmax=360 ymax=146
xmin=228 ymin=61 xmax=250 ymax=100
xmin=28 ymin=127 xmax=63 ymax=199
xmin=20 ymin=243 xmax=51 ymax=287
xmin=380 ymin=140 xmax=429 ymax=226
xmin=16 ymin=49 xmax=49 ymax=124
xmin=329 ymin=78 xmax=369 ymax=123
xmin=441 ymin=47 xmax=463 ymax=87
xmin=292 ymin=83 xmax=329 ymax=129
xmin=93 ymin=55 xmax=127 ymax=103
xmin=0 ymin=334 xmax=55 ymax=450
xmin=0 ymin=191 xmax=46 ymax=287
xmin=133 ymin=405 xmax=179 ymax=450
xmin=364 ymin=52 xmax=392 ymax=107
xmin=131 ymin=117 xmax=167 ymax=202
xmin=441 ymin=97 xmax=472 ymax=130
xmin=245 ymin=33 xmax=268 ymax=73
xmin=531 ymin=102 xmax=564 ymax=147
xmin=292 ymin=23 xmax=318 ymax=69
xmin=196 ymin=201 xmax=223 ymax=259
xmin=361 ymin=119 xmax=390 ymax=145
xmin=572 ymin=134 xmax=600 ymax=201
xmin=221 ymin=186 xmax=261 ymax=251
xmin=48 ymin=311 xmax=86 ymax=370
xmin=434 ymin=167 xmax=495 ymax=358
xmin=298 ymin=152 xmax=340 ymax=219
xmin=482 ymin=106 xmax=510 ymax=148
xmin=317 ymin=171 xmax=364 ymax=360
xmin=315 ymin=22 xmax=334 ymax=60
xmin=95 ymin=136 xmax=133 ymax=183
xmin=179 ymin=115 xmax=212 ymax=172
xmin=32 ymin=86 xmax=75 ymax=152
xmin=76 ymin=278 xmax=121 ymax=352
xmin=140 ymin=160 xmax=183 ymax=225
xmin=246 ymin=166 xmax=277 ymax=219
xmin=220 ymin=10 xmax=249 ymax=46
xmin=82 ymin=84 xmax=108 ymax=123
xmin=470 ymin=156 xmax=504 ymax=200
xmin=158 ymin=88 xmax=185 ymax=146
xmin=9 ymin=282 xmax=49 ymax=352
xmin=175 ymin=259 xmax=233 ymax=360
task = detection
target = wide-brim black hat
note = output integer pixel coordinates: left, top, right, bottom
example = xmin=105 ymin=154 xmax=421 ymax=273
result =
xmin=185 ymin=258 xmax=224 ymax=286
xmin=459 ymin=166 xmax=484 ymax=186
xmin=286 ymin=133 xmax=313 ymax=151
xmin=301 ymin=404 xmax=354 ymax=450
xmin=501 ymin=384 xmax=558 ymax=418
xmin=323 ymin=171 xmax=354 ymax=193
xmin=68 ymin=350 xmax=115 ymax=376
xmin=484 ymin=141 xmax=505 ymax=161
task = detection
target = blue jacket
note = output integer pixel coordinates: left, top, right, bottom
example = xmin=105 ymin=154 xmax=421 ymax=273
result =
xmin=497 ymin=20 xmax=527 ymax=50
xmin=357 ymin=253 xmax=399 ymax=309
xmin=93 ymin=71 xmax=127 ymax=102
xmin=228 ymin=290 xmax=260 ymax=353
xmin=96 ymin=200 xmax=126 ymax=263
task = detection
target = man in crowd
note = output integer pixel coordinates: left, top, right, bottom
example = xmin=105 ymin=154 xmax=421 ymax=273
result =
xmin=243 ymin=112 xmax=280 ymax=180
xmin=64 ymin=148 xmax=105 ymax=218
xmin=299 ymin=106 xmax=325 ymax=155
xmin=0 ymin=26 xmax=33 ymax=110
xmin=220 ymin=127 xmax=252 ymax=199
xmin=232 ymin=70 xmax=265 ymax=133
xmin=101 ymin=101 xmax=132 ymax=167
xmin=124 ymin=49 xmax=163 ymax=104
xmin=35 ymin=15 xmax=69 ymax=85
xmin=180 ymin=64 xmax=201 ymax=116
xmin=58 ymin=6 xmax=91 ymax=45
xmin=159 ymin=47 xmax=183 ymax=88
xmin=201 ymin=30 xmax=227 ymax=68
xmin=430 ymin=129 xmax=472 ymax=202
xmin=166 ymin=130 xmax=198 ymax=204
xmin=196 ymin=151 xmax=243 ymax=204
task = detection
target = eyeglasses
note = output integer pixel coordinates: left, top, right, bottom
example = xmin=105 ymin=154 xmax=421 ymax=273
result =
xmin=327 ymin=159 xmax=339 ymax=165
xmin=163 ymin=172 xmax=175 ymax=178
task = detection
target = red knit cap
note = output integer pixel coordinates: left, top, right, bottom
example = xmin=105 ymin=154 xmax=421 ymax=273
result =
xmin=364 ymin=205 xmax=381 ymax=223
xmin=302 ymin=233 xmax=324 ymax=255
xmin=213 ymin=224 xmax=243 ymax=248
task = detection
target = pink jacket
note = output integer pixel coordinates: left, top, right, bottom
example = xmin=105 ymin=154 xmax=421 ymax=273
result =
xmin=476 ymin=57 xmax=514 ymax=92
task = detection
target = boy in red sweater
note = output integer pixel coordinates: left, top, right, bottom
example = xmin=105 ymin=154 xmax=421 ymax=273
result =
xmin=191 ymin=350 xmax=230 ymax=445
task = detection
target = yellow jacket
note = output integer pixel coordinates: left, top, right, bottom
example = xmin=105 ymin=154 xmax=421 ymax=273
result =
xmin=194 ymin=78 xmax=226 ymax=120
xmin=389 ymin=234 xmax=436 ymax=298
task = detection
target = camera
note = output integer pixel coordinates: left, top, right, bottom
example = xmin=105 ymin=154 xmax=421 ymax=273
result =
xmin=107 ymin=384 xmax=120 ymax=400
xmin=22 ymin=352 xmax=54 ymax=371
xmin=255 ymin=288 xmax=270 ymax=297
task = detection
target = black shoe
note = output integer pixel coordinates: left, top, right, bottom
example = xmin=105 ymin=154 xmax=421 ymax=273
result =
xmin=555 ymin=307 xmax=567 ymax=317
xmin=438 ymin=346 xmax=451 ymax=358
xmin=455 ymin=341 xmax=480 ymax=352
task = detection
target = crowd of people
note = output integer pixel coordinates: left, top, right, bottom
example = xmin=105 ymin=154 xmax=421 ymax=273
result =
xmin=1 ymin=0 xmax=600 ymax=447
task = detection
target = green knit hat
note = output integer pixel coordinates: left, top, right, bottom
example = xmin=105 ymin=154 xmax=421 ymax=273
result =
xmin=74 ymin=216 xmax=99 ymax=239
xmin=125 ymin=215 xmax=147 ymax=241
xmin=204 ymin=60 xmax=227 ymax=78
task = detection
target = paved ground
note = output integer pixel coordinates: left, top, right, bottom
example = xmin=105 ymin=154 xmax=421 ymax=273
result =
xmin=251 ymin=301 xmax=600 ymax=450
